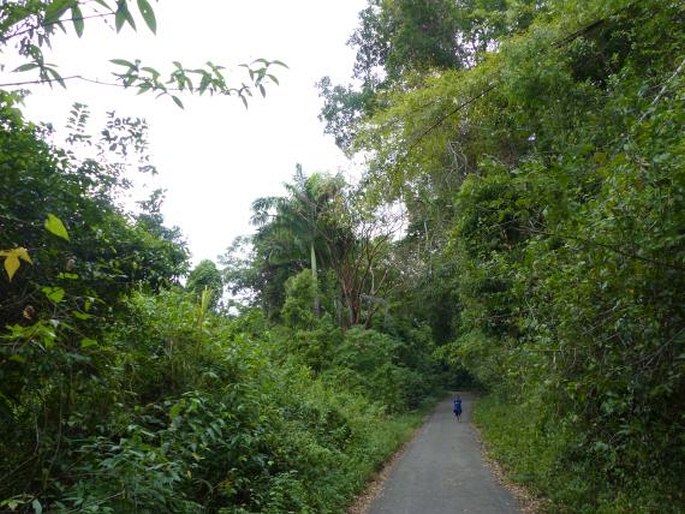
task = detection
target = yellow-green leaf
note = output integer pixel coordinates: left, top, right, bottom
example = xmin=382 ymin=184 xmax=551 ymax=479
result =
xmin=42 ymin=286 xmax=65 ymax=304
xmin=0 ymin=247 xmax=32 ymax=281
xmin=17 ymin=247 xmax=33 ymax=264
xmin=45 ymin=213 xmax=70 ymax=240
xmin=4 ymin=254 xmax=20 ymax=281
xmin=80 ymin=338 xmax=98 ymax=348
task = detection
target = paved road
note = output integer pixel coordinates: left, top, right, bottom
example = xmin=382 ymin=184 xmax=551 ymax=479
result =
xmin=369 ymin=393 xmax=520 ymax=514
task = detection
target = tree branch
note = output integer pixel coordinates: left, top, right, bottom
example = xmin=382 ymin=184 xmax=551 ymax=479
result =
xmin=1 ymin=12 xmax=112 ymax=43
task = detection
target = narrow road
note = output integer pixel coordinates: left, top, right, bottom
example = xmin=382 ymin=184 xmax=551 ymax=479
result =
xmin=368 ymin=393 xmax=520 ymax=514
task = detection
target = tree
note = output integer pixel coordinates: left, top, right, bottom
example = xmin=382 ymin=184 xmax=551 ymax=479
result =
xmin=319 ymin=0 xmax=539 ymax=153
xmin=186 ymin=259 xmax=223 ymax=310
xmin=250 ymin=166 xmax=348 ymax=317
xmin=327 ymin=202 xmax=404 ymax=328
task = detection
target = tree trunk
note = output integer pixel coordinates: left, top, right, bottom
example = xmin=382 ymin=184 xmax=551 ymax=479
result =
xmin=310 ymin=241 xmax=320 ymax=316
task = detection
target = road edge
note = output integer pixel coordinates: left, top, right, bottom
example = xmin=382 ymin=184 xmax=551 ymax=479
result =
xmin=471 ymin=413 xmax=550 ymax=514
xmin=346 ymin=412 xmax=431 ymax=514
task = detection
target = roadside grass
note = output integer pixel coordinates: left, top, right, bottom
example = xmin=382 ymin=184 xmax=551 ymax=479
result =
xmin=344 ymin=391 xmax=444 ymax=512
xmin=473 ymin=394 xmax=685 ymax=514
xmin=351 ymin=409 xmax=425 ymax=484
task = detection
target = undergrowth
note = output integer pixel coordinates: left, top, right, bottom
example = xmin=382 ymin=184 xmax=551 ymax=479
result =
xmin=1 ymin=289 xmax=439 ymax=513
xmin=473 ymin=394 xmax=685 ymax=513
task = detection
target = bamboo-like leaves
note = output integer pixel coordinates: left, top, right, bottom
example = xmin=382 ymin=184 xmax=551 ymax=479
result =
xmin=137 ymin=0 xmax=156 ymax=33
xmin=44 ymin=0 xmax=76 ymax=27
xmin=71 ymin=4 xmax=84 ymax=37
xmin=2 ymin=1 xmax=286 ymax=107
xmin=114 ymin=0 xmax=136 ymax=32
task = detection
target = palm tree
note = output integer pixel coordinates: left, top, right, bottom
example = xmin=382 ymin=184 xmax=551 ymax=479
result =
xmin=251 ymin=166 xmax=347 ymax=316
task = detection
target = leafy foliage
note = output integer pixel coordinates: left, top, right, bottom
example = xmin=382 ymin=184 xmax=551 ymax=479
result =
xmin=340 ymin=0 xmax=685 ymax=510
xmin=186 ymin=259 xmax=223 ymax=310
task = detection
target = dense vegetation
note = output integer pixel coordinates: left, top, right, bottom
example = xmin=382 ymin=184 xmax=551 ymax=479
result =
xmin=319 ymin=0 xmax=684 ymax=511
xmin=0 ymin=2 xmax=442 ymax=512
xmin=2 ymin=0 xmax=684 ymax=512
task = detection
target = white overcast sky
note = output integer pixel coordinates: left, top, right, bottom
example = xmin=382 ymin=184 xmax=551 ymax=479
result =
xmin=5 ymin=1 xmax=367 ymax=265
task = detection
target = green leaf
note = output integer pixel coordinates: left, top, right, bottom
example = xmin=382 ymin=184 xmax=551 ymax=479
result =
xmin=137 ymin=0 xmax=157 ymax=33
xmin=71 ymin=4 xmax=84 ymax=37
xmin=171 ymin=95 xmax=184 ymax=109
xmin=115 ymin=5 xmax=125 ymax=31
xmin=32 ymin=498 xmax=42 ymax=514
xmin=141 ymin=66 xmax=160 ymax=79
xmin=42 ymin=286 xmax=65 ymax=304
xmin=12 ymin=63 xmax=40 ymax=73
xmin=46 ymin=67 xmax=66 ymax=88
xmin=110 ymin=58 xmax=135 ymax=68
xmin=45 ymin=213 xmax=70 ymax=240
xmin=45 ymin=0 xmax=74 ymax=26
xmin=114 ymin=0 xmax=136 ymax=32
xmin=80 ymin=338 xmax=98 ymax=348
xmin=137 ymin=82 xmax=152 ymax=94
xmin=199 ymin=73 xmax=211 ymax=93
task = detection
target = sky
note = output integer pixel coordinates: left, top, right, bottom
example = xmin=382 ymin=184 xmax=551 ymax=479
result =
xmin=5 ymin=1 xmax=368 ymax=266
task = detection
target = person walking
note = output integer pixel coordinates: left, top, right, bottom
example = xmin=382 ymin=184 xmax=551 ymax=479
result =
xmin=453 ymin=395 xmax=463 ymax=422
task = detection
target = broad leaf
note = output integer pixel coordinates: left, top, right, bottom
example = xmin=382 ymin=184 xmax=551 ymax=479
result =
xmin=45 ymin=213 xmax=70 ymax=240
xmin=42 ymin=286 xmax=65 ymax=303
xmin=0 ymin=247 xmax=32 ymax=281
xmin=3 ymin=254 xmax=20 ymax=281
